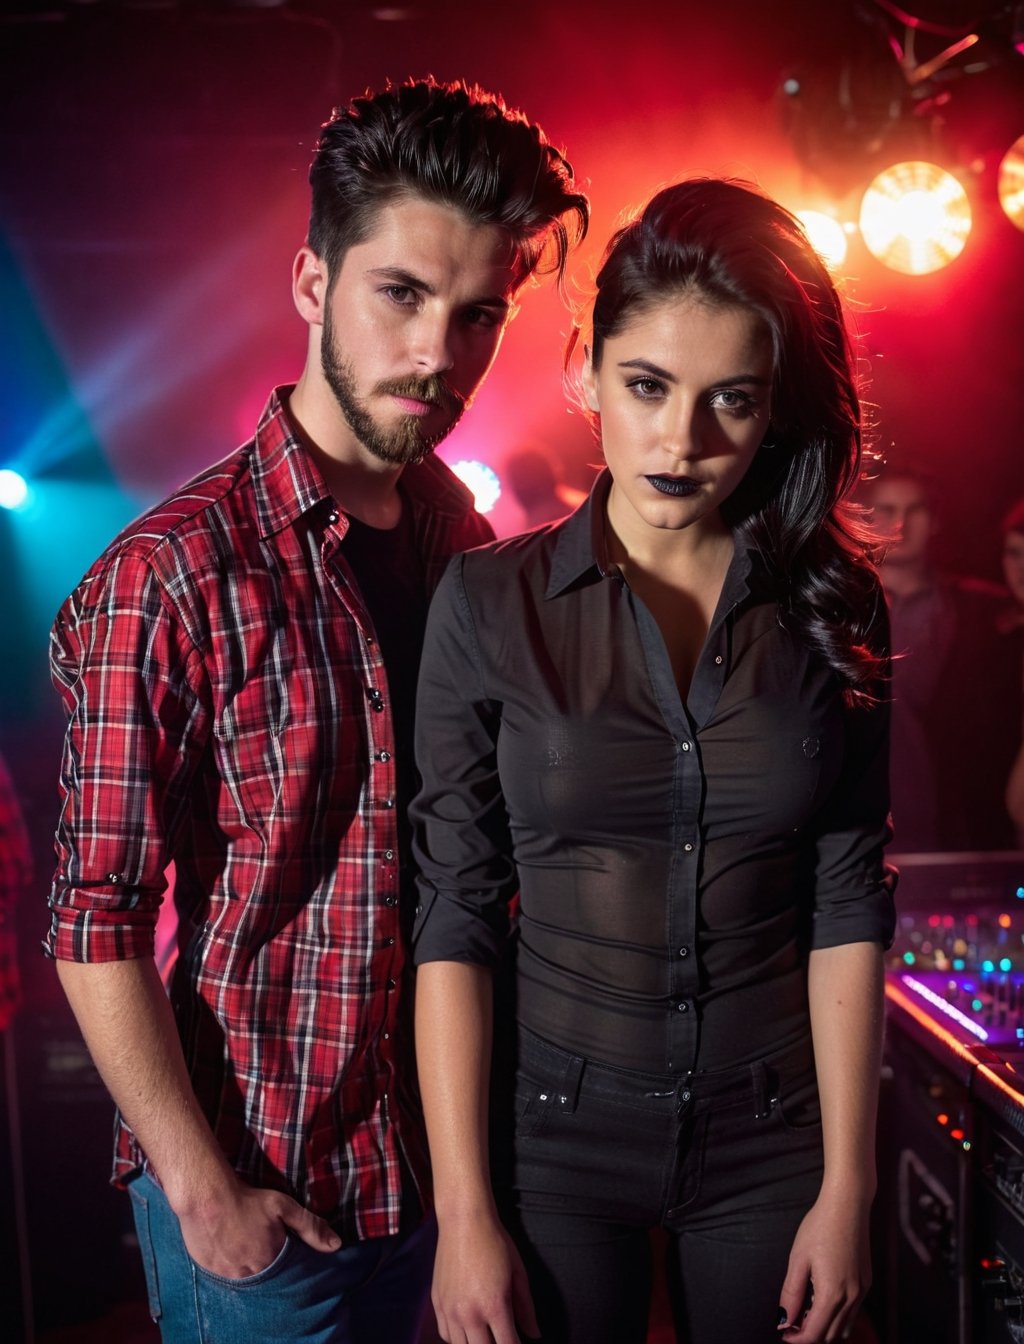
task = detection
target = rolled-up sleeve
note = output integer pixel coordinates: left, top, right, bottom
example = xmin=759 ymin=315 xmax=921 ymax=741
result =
xmin=47 ymin=548 xmax=210 ymax=963
xmin=411 ymin=553 xmax=517 ymax=967
xmin=811 ymin=677 xmax=897 ymax=950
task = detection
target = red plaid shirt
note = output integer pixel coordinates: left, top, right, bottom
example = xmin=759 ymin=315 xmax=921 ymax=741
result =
xmin=47 ymin=387 xmax=492 ymax=1239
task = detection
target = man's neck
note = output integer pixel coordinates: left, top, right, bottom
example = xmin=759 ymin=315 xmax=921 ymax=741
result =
xmin=286 ymin=373 xmax=405 ymax=528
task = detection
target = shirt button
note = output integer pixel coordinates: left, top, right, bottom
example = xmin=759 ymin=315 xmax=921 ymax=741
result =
xmin=386 ymin=978 xmax=396 ymax=991
xmin=382 ymin=1031 xmax=391 ymax=1041
xmin=384 ymin=936 xmax=395 ymax=947
xmin=383 ymin=849 xmax=395 ymax=861
xmin=376 ymin=750 xmax=391 ymax=763
xmin=714 ymin=655 xmax=723 ymax=665
xmin=676 ymin=1001 xmax=690 ymax=1013
xmin=683 ymin=842 xmax=694 ymax=853
xmin=384 ymin=894 xmax=398 ymax=907
xmin=107 ymin=873 xmax=122 ymax=884
xmin=680 ymin=741 xmax=691 ymax=752
xmin=327 ymin=510 xmax=339 ymax=524
xmin=678 ymin=946 xmax=690 ymax=958
xmin=382 ymin=797 xmax=395 ymax=809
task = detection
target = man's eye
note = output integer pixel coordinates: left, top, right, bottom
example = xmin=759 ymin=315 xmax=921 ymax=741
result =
xmin=464 ymin=306 xmax=499 ymax=329
xmin=384 ymin=286 xmax=416 ymax=305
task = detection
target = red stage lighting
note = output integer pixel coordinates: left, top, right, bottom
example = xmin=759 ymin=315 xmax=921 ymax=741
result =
xmin=998 ymin=134 xmax=1024 ymax=232
xmin=859 ymin=160 xmax=972 ymax=274
xmin=795 ymin=210 xmax=849 ymax=268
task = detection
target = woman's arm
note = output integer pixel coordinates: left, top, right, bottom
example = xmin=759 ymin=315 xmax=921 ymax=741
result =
xmin=415 ymin=960 xmax=538 ymax=1344
xmin=778 ymin=940 xmax=885 ymax=1344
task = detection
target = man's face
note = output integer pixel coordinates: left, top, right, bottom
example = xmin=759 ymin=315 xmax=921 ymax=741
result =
xmin=317 ymin=196 xmax=522 ymax=466
xmin=867 ymin=476 xmax=936 ymax=568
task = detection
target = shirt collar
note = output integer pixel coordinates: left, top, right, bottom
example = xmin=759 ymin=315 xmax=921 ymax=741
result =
xmin=249 ymin=385 xmax=479 ymax=539
xmin=546 ymin=470 xmax=615 ymax=598
xmin=546 ymin=467 xmax=758 ymax=606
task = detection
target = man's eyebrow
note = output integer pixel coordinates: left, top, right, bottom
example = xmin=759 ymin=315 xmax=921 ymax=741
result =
xmin=617 ymin=358 xmax=771 ymax=386
xmin=367 ymin=267 xmax=511 ymax=312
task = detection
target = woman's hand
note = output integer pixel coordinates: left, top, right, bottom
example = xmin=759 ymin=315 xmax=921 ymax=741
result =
xmin=777 ymin=1185 xmax=872 ymax=1343
xmin=432 ymin=1210 xmax=539 ymax=1344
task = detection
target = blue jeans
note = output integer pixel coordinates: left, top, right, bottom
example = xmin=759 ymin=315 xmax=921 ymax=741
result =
xmin=494 ymin=1027 xmax=826 ymax=1344
xmin=127 ymin=1172 xmax=435 ymax=1344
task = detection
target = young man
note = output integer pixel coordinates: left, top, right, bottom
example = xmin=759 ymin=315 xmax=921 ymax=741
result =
xmin=864 ymin=466 xmax=1015 ymax=852
xmin=46 ymin=78 xmax=587 ymax=1343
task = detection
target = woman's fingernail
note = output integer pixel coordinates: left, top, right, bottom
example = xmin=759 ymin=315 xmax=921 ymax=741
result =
xmin=777 ymin=1307 xmax=789 ymax=1326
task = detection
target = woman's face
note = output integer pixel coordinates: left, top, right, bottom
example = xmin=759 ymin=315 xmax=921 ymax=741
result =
xmin=1004 ymin=530 xmax=1024 ymax=609
xmin=583 ymin=295 xmax=773 ymax=552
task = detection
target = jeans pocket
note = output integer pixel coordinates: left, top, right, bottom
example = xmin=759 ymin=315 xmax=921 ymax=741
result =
xmin=190 ymin=1231 xmax=296 ymax=1288
xmin=127 ymin=1179 xmax=163 ymax=1322
xmin=775 ymin=1070 xmax=823 ymax=1133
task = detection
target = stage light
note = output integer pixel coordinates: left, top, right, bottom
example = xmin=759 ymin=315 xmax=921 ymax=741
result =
xmin=449 ymin=460 xmax=501 ymax=514
xmin=795 ymin=211 xmax=849 ymax=268
xmin=859 ymin=161 xmax=972 ymax=275
xmin=0 ymin=469 xmax=29 ymax=511
xmin=998 ymin=134 xmax=1024 ymax=231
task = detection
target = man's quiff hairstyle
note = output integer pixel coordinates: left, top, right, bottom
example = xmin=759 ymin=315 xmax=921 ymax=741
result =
xmin=308 ymin=76 xmax=589 ymax=285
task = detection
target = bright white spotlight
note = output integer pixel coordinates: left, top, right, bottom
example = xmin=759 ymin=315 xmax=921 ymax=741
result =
xmin=449 ymin=460 xmax=501 ymax=514
xmin=859 ymin=161 xmax=971 ymax=275
xmin=998 ymin=134 xmax=1024 ymax=232
xmin=0 ymin=469 xmax=29 ymax=511
xmin=795 ymin=210 xmax=848 ymax=268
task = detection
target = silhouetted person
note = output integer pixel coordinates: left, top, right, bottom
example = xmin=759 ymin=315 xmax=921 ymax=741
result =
xmin=865 ymin=467 xmax=1015 ymax=851
xmin=503 ymin=446 xmax=586 ymax=528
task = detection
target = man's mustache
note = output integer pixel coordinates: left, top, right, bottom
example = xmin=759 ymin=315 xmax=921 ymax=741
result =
xmin=375 ymin=374 xmax=465 ymax=416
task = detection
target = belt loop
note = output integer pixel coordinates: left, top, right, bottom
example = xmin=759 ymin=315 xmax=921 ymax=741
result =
xmin=751 ymin=1059 xmax=772 ymax=1119
xmin=555 ymin=1053 xmax=585 ymax=1113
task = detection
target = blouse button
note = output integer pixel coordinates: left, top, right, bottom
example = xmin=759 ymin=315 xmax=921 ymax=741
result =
xmin=680 ymin=741 xmax=691 ymax=753
xmin=714 ymin=655 xmax=723 ymax=665
xmin=683 ymin=842 xmax=694 ymax=853
xmin=678 ymin=946 xmax=690 ymax=958
xmin=327 ymin=510 xmax=339 ymax=524
xmin=676 ymin=1001 xmax=690 ymax=1014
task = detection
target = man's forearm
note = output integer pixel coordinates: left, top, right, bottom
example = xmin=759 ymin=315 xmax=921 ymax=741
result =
xmin=57 ymin=956 xmax=341 ymax=1276
xmin=56 ymin=957 xmax=236 ymax=1212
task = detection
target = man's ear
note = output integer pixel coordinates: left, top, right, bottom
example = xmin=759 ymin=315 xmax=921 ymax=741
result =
xmin=581 ymin=345 xmax=601 ymax=414
xmin=293 ymin=246 xmax=328 ymax=326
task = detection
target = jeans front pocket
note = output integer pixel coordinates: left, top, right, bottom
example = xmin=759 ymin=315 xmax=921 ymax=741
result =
xmin=127 ymin=1176 xmax=163 ymax=1323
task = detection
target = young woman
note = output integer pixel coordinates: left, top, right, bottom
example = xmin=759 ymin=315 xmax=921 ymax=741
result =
xmin=412 ymin=179 xmax=895 ymax=1344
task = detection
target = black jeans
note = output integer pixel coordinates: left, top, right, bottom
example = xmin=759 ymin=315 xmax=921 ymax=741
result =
xmin=494 ymin=1026 xmax=825 ymax=1344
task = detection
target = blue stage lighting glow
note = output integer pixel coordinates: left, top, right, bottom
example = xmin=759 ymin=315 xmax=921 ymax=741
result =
xmin=0 ymin=469 xmax=29 ymax=511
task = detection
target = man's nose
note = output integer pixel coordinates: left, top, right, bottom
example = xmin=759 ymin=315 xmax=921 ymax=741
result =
xmin=410 ymin=313 xmax=455 ymax=374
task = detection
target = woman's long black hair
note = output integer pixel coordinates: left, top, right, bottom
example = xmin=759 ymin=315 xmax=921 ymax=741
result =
xmin=572 ymin=178 xmax=886 ymax=705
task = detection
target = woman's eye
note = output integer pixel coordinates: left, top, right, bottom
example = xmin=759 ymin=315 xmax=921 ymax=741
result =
xmin=712 ymin=389 xmax=754 ymax=414
xmin=627 ymin=378 xmax=665 ymax=399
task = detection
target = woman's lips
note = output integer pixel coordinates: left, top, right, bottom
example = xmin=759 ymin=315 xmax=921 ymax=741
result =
xmin=646 ymin=474 xmax=699 ymax=497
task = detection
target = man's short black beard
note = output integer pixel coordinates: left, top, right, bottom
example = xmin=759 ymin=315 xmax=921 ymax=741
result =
xmin=320 ymin=304 xmax=464 ymax=466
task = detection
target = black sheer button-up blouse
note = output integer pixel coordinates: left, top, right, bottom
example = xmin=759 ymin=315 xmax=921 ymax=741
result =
xmin=411 ymin=473 xmax=895 ymax=1074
